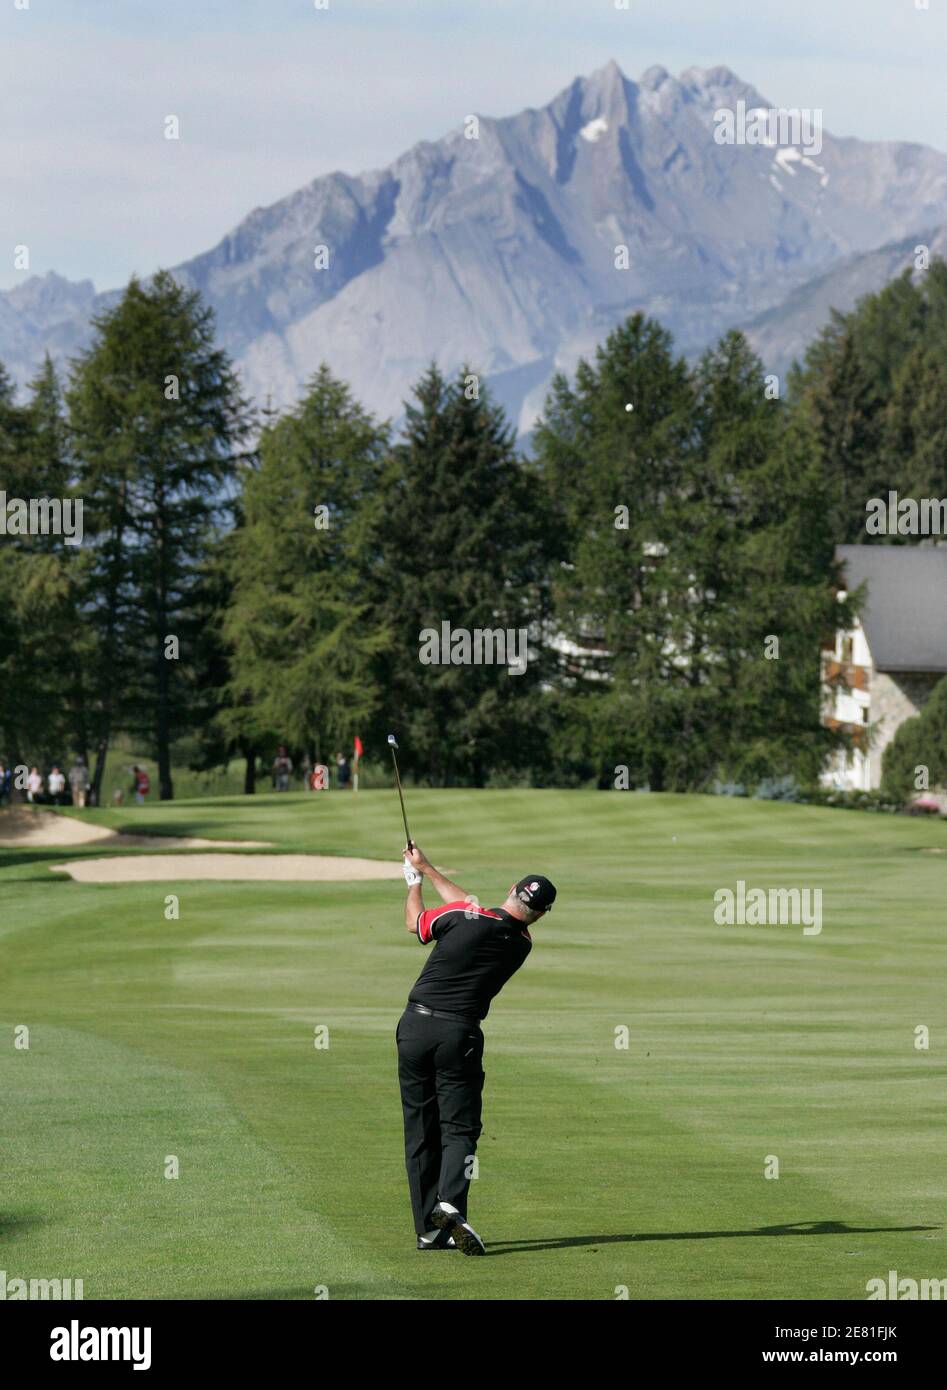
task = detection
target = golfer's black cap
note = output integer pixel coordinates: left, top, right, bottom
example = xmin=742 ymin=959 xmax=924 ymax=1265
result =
xmin=513 ymin=874 xmax=557 ymax=913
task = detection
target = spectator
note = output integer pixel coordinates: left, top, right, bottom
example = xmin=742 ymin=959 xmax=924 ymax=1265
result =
xmin=130 ymin=765 xmax=150 ymax=805
xmin=68 ymin=756 xmax=90 ymax=809
xmin=272 ymin=745 xmax=293 ymax=792
xmin=336 ymin=752 xmax=352 ymax=790
xmin=27 ymin=767 xmax=44 ymax=803
xmin=47 ymin=764 xmax=67 ymax=805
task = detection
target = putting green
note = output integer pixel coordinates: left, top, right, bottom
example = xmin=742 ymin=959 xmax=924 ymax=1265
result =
xmin=2 ymin=790 xmax=945 ymax=1299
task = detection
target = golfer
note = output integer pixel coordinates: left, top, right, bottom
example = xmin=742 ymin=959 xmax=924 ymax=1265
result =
xmin=397 ymin=842 xmax=556 ymax=1255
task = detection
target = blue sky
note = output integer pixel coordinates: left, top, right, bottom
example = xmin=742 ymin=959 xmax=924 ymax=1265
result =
xmin=3 ymin=0 xmax=947 ymax=291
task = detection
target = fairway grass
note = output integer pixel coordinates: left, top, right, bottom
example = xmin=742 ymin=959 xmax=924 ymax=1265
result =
xmin=2 ymin=790 xmax=945 ymax=1300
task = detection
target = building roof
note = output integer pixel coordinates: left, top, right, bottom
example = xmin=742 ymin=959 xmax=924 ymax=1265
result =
xmin=836 ymin=544 xmax=947 ymax=673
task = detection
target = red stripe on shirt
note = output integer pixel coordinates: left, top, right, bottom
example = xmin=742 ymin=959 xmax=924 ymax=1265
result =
xmin=416 ymin=899 xmax=502 ymax=943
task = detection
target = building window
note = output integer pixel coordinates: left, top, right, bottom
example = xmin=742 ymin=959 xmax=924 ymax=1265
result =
xmin=841 ymin=635 xmax=854 ymax=663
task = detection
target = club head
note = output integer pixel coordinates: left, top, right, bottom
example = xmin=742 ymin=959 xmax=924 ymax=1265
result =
xmin=387 ymin=734 xmax=398 ymax=749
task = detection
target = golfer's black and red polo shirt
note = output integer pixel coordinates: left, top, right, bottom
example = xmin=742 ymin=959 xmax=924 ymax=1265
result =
xmin=408 ymin=900 xmax=532 ymax=1022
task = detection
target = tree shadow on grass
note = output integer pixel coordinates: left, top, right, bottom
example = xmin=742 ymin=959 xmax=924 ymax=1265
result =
xmin=191 ymin=1287 xmax=325 ymax=1301
xmin=0 ymin=850 xmax=84 ymax=872
xmin=487 ymin=1219 xmax=940 ymax=1256
xmin=0 ymin=1210 xmax=47 ymax=1240
xmin=194 ymin=1283 xmax=404 ymax=1300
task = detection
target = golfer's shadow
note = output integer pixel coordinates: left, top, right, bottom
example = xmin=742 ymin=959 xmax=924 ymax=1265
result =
xmin=488 ymin=1219 xmax=939 ymax=1256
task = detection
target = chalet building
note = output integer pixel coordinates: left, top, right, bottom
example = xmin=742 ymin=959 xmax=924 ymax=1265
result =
xmin=822 ymin=544 xmax=947 ymax=791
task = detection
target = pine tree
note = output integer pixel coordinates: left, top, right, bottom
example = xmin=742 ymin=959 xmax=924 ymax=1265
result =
xmin=534 ymin=320 xmax=841 ymax=789
xmin=220 ymin=365 xmax=388 ymax=773
xmin=67 ymin=272 xmax=251 ymax=800
xmin=370 ymin=366 xmax=554 ymax=786
xmin=0 ymin=358 xmax=95 ymax=779
xmin=801 ymin=319 xmax=885 ymax=544
xmin=793 ymin=261 xmax=947 ymax=546
xmin=0 ymin=365 xmax=33 ymax=783
xmin=533 ymin=314 xmax=695 ymax=788
xmin=21 ymin=358 xmax=93 ymax=760
xmin=883 ymin=340 xmax=947 ymax=509
xmin=689 ymin=333 xmax=839 ymax=784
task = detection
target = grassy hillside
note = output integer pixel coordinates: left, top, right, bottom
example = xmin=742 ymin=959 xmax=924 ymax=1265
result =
xmin=1 ymin=790 xmax=945 ymax=1299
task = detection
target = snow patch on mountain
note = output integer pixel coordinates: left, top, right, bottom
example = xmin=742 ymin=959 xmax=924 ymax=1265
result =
xmin=771 ymin=145 xmax=830 ymax=188
xmin=580 ymin=117 xmax=609 ymax=143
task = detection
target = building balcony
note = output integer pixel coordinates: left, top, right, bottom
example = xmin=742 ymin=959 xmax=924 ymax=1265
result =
xmin=821 ymin=656 xmax=870 ymax=691
xmin=823 ymin=716 xmax=869 ymax=750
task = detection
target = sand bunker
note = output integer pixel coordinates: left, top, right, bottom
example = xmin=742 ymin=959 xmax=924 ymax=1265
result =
xmin=50 ymin=854 xmax=402 ymax=883
xmin=0 ymin=807 xmax=267 ymax=850
xmin=4 ymin=809 xmax=401 ymax=884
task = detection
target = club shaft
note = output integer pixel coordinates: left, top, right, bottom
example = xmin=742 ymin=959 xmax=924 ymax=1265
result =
xmin=390 ymin=747 xmax=412 ymax=846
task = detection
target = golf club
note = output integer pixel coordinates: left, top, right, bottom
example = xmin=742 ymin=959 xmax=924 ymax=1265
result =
xmin=387 ymin=734 xmax=413 ymax=849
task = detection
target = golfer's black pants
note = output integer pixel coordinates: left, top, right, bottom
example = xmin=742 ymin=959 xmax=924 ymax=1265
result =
xmin=396 ymin=1009 xmax=485 ymax=1235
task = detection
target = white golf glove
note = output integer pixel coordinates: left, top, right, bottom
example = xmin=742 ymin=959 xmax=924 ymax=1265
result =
xmin=403 ymin=857 xmax=422 ymax=886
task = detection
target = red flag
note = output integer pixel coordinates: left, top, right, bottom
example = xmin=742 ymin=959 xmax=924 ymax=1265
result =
xmin=354 ymin=735 xmax=364 ymax=759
